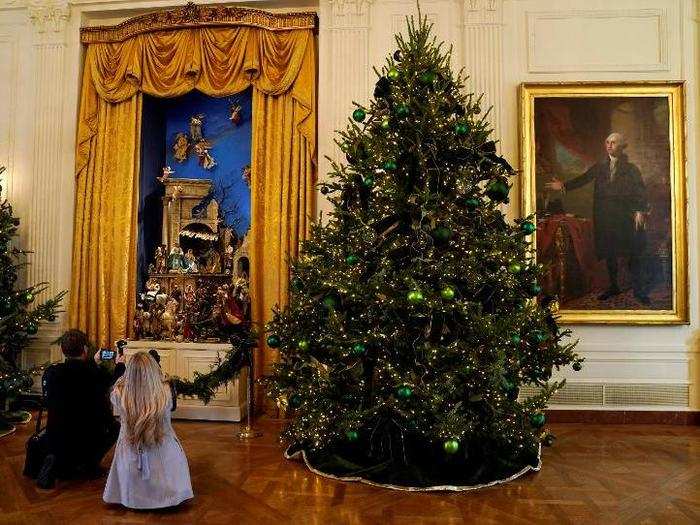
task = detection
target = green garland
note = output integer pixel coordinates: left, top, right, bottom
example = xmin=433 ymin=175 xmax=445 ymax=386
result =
xmin=172 ymin=331 xmax=257 ymax=404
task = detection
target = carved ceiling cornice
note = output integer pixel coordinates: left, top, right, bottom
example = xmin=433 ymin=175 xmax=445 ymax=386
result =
xmin=80 ymin=2 xmax=318 ymax=44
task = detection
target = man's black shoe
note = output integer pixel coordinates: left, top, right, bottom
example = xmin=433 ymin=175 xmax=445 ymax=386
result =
xmin=36 ymin=454 xmax=56 ymax=489
xmin=634 ymin=293 xmax=651 ymax=306
xmin=597 ymin=287 xmax=621 ymax=301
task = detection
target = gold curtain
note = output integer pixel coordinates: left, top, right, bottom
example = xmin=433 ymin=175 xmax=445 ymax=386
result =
xmin=71 ymin=20 xmax=316 ymax=385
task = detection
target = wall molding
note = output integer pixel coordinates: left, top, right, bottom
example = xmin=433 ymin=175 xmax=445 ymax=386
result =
xmin=526 ymin=8 xmax=670 ymax=73
xmin=0 ymin=31 xmax=19 ymax=203
xmin=463 ymin=0 xmax=502 ymax=26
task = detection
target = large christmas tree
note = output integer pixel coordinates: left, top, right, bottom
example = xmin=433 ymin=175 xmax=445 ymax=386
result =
xmin=0 ymin=166 xmax=65 ymax=437
xmin=265 ymin=17 xmax=581 ymax=489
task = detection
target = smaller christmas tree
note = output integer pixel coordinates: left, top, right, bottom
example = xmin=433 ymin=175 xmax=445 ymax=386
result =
xmin=0 ymin=166 xmax=65 ymax=437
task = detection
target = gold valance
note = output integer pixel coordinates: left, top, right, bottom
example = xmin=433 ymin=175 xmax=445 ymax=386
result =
xmin=76 ymin=25 xmax=315 ymax=178
xmin=80 ymin=2 xmax=317 ymax=43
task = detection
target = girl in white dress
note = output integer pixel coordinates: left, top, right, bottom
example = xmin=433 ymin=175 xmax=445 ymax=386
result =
xmin=103 ymin=351 xmax=193 ymax=509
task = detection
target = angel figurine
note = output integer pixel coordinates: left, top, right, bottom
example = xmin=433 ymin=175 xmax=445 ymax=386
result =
xmin=158 ymin=166 xmax=174 ymax=183
xmin=229 ymin=103 xmax=242 ymax=126
xmin=242 ymin=164 xmax=251 ymax=186
xmin=194 ymin=139 xmax=217 ymax=170
xmin=189 ymin=114 xmax=205 ymax=142
xmin=172 ymin=132 xmax=189 ymax=163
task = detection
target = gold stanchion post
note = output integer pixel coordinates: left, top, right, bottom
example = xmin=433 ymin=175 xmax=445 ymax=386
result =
xmin=237 ymin=345 xmax=262 ymax=439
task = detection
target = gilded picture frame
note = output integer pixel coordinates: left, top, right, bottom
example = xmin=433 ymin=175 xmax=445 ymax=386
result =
xmin=519 ymin=82 xmax=688 ymax=324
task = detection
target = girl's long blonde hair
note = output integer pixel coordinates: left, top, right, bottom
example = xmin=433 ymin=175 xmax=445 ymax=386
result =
xmin=115 ymin=351 xmax=170 ymax=449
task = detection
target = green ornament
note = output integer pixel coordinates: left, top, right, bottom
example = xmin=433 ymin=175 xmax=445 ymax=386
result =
xmin=323 ymin=295 xmax=338 ymax=309
xmin=502 ymin=378 xmax=515 ymax=392
xmin=455 ymin=122 xmax=469 ymax=135
xmin=396 ymin=104 xmax=410 ymax=118
xmin=521 ymin=221 xmax=536 ymax=235
xmin=266 ymin=334 xmax=281 ymax=348
xmin=465 ymin=198 xmax=480 ymax=210
xmin=362 ymin=176 xmax=374 ymax=188
xmin=289 ymin=394 xmax=302 ymax=409
xmin=352 ymin=108 xmax=366 ymax=122
xmin=26 ymin=322 xmax=38 ymax=335
xmin=530 ymin=412 xmax=546 ymax=428
xmin=0 ymin=297 xmax=13 ymax=316
xmin=346 ymin=430 xmax=359 ymax=442
xmin=352 ymin=343 xmax=366 ymax=356
xmin=406 ymin=290 xmax=424 ymax=304
xmin=531 ymin=330 xmax=547 ymax=343
xmin=508 ymin=262 xmax=522 ymax=274
xmin=387 ymin=67 xmax=400 ymax=80
xmin=486 ymin=180 xmax=509 ymax=201
xmin=419 ymin=70 xmax=436 ymax=84
xmin=440 ymin=286 xmax=455 ymax=300
xmin=345 ymin=254 xmax=360 ymax=265
xmin=530 ymin=281 xmax=542 ymax=296
xmin=383 ymin=159 xmax=397 ymax=171
xmin=432 ymin=226 xmax=452 ymax=242
xmin=510 ymin=334 xmax=521 ymax=345
xmin=380 ymin=117 xmax=391 ymax=130
xmin=443 ymin=439 xmax=460 ymax=454
xmin=22 ymin=292 xmax=34 ymax=304
xmin=572 ymin=361 xmax=583 ymax=372
xmin=297 ymin=340 xmax=310 ymax=351
xmin=397 ymin=385 xmax=412 ymax=399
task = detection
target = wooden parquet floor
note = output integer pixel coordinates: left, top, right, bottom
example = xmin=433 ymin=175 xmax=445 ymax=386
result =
xmin=0 ymin=417 xmax=698 ymax=525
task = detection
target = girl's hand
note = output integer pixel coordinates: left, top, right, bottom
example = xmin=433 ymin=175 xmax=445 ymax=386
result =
xmin=94 ymin=350 xmax=102 ymax=364
xmin=116 ymin=353 xmax=126 ymax=365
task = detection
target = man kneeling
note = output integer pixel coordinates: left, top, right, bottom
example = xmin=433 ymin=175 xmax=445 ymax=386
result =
xmin=35 ymin=330 xmax=124 ymax=488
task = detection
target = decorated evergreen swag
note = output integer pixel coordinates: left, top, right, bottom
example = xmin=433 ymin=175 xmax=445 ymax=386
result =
xmin=0 ymin=166 xmax=65 ymax=437
xmin=264 ymin=15 xmax=582 ymax=489
xmin=172 ymin=331 xmax=257 ymax=404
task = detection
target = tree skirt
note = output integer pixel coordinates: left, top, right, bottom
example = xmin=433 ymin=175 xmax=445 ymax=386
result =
xmin=0 ymin=418 xmax=16 ymax=439
xmin=284 ymin=443 xmax=541 ymax=492
xmin=4 ymin=410 xmax=32 ymax=424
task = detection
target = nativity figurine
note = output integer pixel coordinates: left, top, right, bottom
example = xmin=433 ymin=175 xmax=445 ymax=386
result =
xmin=154 ymin=245 xmax=167 ymax=274
xmin=184 ymin=248 xmax=199 ymax=273
xmin=168 ymin=245 xmax=186 ymax=273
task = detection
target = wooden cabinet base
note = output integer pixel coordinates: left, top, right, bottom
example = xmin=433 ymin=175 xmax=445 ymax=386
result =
xmin=125 ymin=340 xmax=246 ymax=422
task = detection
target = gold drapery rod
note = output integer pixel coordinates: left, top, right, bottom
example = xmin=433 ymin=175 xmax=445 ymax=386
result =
xmin=80 ymin=2 xmax=318 ymax=43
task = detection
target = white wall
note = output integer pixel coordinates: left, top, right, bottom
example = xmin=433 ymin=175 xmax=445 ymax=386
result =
xmin=0 ymin=0 xmax=697 ymax=410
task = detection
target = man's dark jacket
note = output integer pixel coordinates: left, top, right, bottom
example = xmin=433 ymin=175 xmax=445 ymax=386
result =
xmin=565 ymin=155 xmax=648 ymax=260
xmin=41 ymin=359 xmax=124 ymax=472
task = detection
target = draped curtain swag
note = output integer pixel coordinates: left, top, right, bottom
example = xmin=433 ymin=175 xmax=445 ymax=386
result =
xmin=71 ymin=5 xmax=317 ymax=387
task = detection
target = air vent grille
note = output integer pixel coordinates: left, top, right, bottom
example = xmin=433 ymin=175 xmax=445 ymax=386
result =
xmin=519 ymin=382 xmax=689 ymax=407
xmin=605 ymin=383 xmax=689 ymax=406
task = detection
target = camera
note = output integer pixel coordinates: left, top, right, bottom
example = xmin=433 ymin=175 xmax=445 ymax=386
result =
xmin=115 ymin=340 xmax=128 ymax=355
xmin=99 ymin=348 xmax=116 ymax=360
